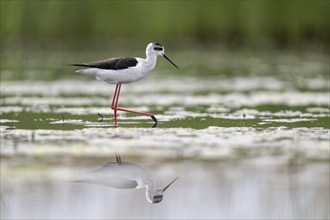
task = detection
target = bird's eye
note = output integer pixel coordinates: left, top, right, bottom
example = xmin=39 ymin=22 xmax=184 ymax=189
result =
xmin=154 ymin=47 xmax=163 ymax=51
xmin=152 ymin=195 xmax=163 ymax=203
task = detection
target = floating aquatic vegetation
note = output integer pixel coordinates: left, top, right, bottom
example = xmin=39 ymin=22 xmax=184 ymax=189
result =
xmin=1 ymin=50 xmax=329 ymax=219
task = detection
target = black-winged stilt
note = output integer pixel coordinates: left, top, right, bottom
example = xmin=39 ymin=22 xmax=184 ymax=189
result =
xmin=68 ymin=43 xmax=179 ymax=127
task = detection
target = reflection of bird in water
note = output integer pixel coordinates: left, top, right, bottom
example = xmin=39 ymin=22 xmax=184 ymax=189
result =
xmin=75 ymin=154 xmax=178 ymax=204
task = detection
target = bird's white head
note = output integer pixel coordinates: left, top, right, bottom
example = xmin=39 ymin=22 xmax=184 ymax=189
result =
xmin=146 ymin=42 xmax=179 ymax=69
xmin=146 ymin=177 xmax=178 ymax=204
xmin=147 ymin=189 xmax=164 ymax=204
xmin=146 ymin=42 xmax=165 ymax=57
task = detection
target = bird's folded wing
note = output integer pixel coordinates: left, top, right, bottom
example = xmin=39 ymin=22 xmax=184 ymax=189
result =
xmin=91 ymin=177 xmax=138 ymax=189
xmin=69 ymin=57 xmax=138 ymax=70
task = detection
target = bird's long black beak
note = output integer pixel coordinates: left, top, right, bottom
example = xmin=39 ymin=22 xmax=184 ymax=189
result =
xmin=163 ymin=54 xmax=179 ymax=69
xmin=162 ymin=177 xmax=179 ymax=192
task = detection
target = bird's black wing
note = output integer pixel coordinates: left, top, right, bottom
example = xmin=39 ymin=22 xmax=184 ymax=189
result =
xmin=69 ymin=57 xmax=138 ymax=70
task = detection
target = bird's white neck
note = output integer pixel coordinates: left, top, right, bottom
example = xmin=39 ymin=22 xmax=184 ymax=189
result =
xmin=145 ymin=52 xmax=158 ymax=70
xmin=146 ymin=186 xmax=157 ymax=203
xmin=145 ymin=180 xmax=157 ymax=202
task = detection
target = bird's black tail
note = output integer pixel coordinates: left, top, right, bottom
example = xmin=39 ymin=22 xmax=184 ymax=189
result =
xmin=64 ymin=63 xmax=90 ymax=67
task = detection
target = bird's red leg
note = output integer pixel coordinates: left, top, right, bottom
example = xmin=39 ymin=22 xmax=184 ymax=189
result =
xmin=111 ymin=84 xmax=120 ymax=127
xmin=116 ymin=107 xmax=154 ymax=117
xmin=114 ymin=83 xmax=121 ymax=110
xmin=115 ymin=153 xmax=122 ymax=163
xmin=112 ymin=83 xmax=158 ymax=127
xmin=111 ymin=84 xmax=120 ymax=109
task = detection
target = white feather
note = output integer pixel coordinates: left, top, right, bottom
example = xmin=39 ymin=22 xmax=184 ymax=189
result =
xmin=75 ymin=57 xmax=157 ymax=84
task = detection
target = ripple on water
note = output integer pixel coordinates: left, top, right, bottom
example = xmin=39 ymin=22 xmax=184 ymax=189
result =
xmin=0 ymin=78 xmax=329 ymax=161
xmin=0 ymin=126 xmax=328 ymax=162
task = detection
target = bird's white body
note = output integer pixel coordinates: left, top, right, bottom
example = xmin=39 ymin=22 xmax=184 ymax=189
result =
xmin=75 ymin=43 xmax=162 ymax=84
xmin=76 ymin=57 xmax=157 ymax=84
xmin=79 ymin=162 xmax=156 ymax=190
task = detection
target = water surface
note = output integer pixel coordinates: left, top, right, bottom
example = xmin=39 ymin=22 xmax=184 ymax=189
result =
xmin=1 ymin=49 xmax=329 ymax=219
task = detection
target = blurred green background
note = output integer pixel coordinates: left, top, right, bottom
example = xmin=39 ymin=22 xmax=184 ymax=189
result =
xmin=1 ymin=0 xmax=329 ymax=49
xmin=0 ymin=0 xmax=329 ymax=81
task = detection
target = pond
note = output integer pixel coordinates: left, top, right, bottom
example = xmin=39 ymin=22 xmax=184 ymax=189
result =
xmin=1 ymin=48 xmax=329 ymax=219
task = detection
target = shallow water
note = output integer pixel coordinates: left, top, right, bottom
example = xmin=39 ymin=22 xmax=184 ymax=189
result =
xmin=0 ymin=49 xmax=329 ymax=219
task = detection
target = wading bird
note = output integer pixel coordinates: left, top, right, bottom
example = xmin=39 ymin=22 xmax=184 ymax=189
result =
xmin=68 ymin=43 xmax=179 ymax=127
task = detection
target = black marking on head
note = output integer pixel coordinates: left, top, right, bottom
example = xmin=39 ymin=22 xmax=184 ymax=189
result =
xmin=152 ymin=195 xmax=163 ymax=203
xmin=153 ymin=43 xmax=163 ymax=51
xmin=69 ymin=57 xmax=138 ymax=70
xmin=153 ymin=47 xmax=163 ymax=51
